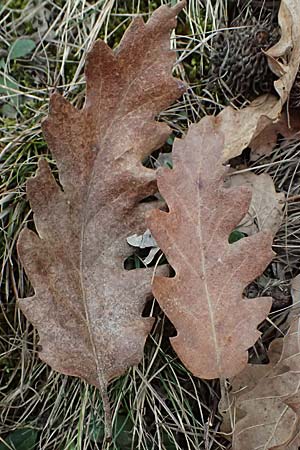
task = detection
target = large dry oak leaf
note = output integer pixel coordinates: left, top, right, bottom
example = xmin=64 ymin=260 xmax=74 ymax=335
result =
xmin=17 ymin=1 xmax=185 ymax=407
xmin=148 ymin=115 xmax=274 ymax=379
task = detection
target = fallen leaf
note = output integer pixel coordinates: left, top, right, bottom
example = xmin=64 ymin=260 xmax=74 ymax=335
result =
xmin=127 ymin=229 xmax=160 ymax=265
xmin=127 ymin=229 xmax=157 ymax=249
xmin=221 ymin=94 xmax=282 ymax=162
xmin=228 ymin=172 xmax=285 ymax=236
xmin=221 ymin=278 xmax=300 ymax=450
xmin=270 ymin=421 xmax=300 ymax=450
xmin=17 ymin=1 xmax=185 ymax=435
xmin=219 ymin=338 xmax=284 ymax=434
xmin=229 ymin=316 xmax=300 ymax=450
xmin=249 ymin=109 xmax=300 ymax=160
xmin=9 ymin=38 xmax=36 ymax=60
xmin=0 ymin=428 xmax=38 ymax=450
xmin=154 ymin=152 xmax=173 ymax=168
xmin=291 ymin=274 xmax=300 ymax=308
xmin=147 ymin=115 xmax=274 ymax=379
xmin=266 ymin=0 xmax=300 ymax=106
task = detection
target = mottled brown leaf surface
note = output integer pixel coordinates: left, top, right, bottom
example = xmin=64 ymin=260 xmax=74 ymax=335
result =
xmin=271 ymin=434 xmax=300 ymax=450
xmin=17 ymin=2 xmax=185 ymax=400
xmin=148 ymin=116 xmax=274 ymax=379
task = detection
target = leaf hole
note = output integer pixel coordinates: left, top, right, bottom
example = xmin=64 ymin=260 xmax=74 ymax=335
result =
xmin=142 ymin=135 xmax=174 ymax=169
xmin=226 ymin=147 xmax=251 ymax=168
xmin=123 ymin=253 xmax=146 ymax=270
xmin=142 ymin=297 xmax=156 ymax=318
xmin=228 ymin=230 xmax=247 ymax=243
xmin=142 ymin=299 xmax=177 ymax=339
xmin=139 ymin=195 xmax=159 ymax=203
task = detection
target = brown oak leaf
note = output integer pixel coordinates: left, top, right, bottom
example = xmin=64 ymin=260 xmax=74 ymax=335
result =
xmin=17 ymin=1 xmax=185 ymax=434
xmin=147 ymin=115 xmax=274 ymax=379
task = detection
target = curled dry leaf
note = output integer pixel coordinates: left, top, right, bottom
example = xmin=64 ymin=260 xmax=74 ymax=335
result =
xmin=127 ymin=229 xmax=157 ymax=249
xmin=291 ymin=274 xmax=300 ymax=308
xmin=219 ymin=338 xmax=284 ymax=435
xmin=17 ymin=1 xmax=185 ymax=434
xmin=266 ymin=0 xmax=300 ymax=105
xmin=127 ymin=229 xmax=160 ymax=265
xmin=228 ymin=172 xmax=285 ymax=236
xmin=147 ymin=115 xmax=274 ymax=379
xmin=250 ymin=109 xmax=300 ymax=160
xmin=225 ymin=316 xmax=300 ymax=450
xmin=221 ymin=95 xmax=282 ymax=162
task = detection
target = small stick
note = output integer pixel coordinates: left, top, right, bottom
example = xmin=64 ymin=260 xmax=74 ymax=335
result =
xmin=280 ymin=194 xmax=300 ymax=203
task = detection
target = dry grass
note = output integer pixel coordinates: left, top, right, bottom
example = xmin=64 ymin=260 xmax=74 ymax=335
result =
xmin=1 ymin=0 xmax=299 ymax=449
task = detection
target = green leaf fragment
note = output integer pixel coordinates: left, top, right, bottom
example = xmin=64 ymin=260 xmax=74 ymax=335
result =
xmin=0 ymin=429 xmax=38 ymax=450
xmin=228 ymin=230 xmax=247 ymax=244
xmin=9 ymin=39 xmax=36 ymax=60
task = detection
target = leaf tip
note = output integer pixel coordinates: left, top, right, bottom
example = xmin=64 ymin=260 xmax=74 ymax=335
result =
xmin=171 ymin=0 xmax=186 ymax=14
